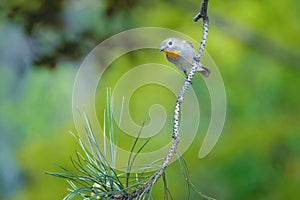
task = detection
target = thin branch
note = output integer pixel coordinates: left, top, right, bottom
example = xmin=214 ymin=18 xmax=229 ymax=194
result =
xmin=193 ymin=0 xmax=209 ymax=22
xmin=126 ymin=0 xmax=210 ymax=199
xmin=194 ymin=0 xmax=209 ymax=61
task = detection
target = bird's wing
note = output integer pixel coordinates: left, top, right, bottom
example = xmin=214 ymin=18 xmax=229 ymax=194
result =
xmin=182 ymin=40 xmax=193 ymax=49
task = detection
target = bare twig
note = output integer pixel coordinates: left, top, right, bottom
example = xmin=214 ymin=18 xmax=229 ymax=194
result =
xmin=127 ymin=1 xmax=210 ymax=199
xmin=194 ymin=0 xmax=209 ymax=61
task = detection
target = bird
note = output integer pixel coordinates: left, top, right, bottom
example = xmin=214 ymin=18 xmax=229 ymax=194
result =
xmin=160 ymin=37 xmax=210 ymax=77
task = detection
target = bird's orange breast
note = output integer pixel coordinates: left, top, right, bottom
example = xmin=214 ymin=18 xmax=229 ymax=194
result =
xmin=163 ymin=49 xmax=180 ymax=59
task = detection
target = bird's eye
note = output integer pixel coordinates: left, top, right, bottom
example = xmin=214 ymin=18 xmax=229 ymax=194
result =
xmin=168 ymin=41 xmax=173 ymax=45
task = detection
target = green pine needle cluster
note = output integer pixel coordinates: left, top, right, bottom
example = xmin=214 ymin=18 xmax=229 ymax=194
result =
xmin=46 ymin=89 xmax=166 ymax=199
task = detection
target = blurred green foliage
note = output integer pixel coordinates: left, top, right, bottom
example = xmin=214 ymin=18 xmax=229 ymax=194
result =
xmin=0 ymin=0 xmax=299 ymax=199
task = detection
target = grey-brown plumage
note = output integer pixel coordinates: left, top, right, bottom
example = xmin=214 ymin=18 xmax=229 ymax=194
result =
xmin=160 ymin=38 xmax=210 ymax=77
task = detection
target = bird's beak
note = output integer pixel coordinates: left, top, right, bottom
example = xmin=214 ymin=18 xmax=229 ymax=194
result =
xmin=160 ymin=47 xmax=166 ymax=52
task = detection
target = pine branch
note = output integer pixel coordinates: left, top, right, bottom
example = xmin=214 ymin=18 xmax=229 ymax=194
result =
xmin=127 ymin=0 xmax=210 ymax=198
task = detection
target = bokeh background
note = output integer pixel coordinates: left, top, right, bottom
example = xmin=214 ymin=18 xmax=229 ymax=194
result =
xmin=0 ymin=0 xmax=299 ymax=199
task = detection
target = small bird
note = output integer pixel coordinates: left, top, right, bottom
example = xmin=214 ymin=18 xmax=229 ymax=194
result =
xmin=160 ymin=38 xmax=210 ymax=77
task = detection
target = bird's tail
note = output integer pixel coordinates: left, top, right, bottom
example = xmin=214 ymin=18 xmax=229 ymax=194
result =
xmin=197 ymin=64 xmax=211 ymax=77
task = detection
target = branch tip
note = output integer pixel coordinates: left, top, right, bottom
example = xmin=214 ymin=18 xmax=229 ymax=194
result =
xmin=193 ymin=0 xmax=209 ymax=22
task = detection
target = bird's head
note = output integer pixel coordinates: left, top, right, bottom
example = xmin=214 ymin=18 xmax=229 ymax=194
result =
xmin=160 ymin=38 xmax=181 ymax=59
